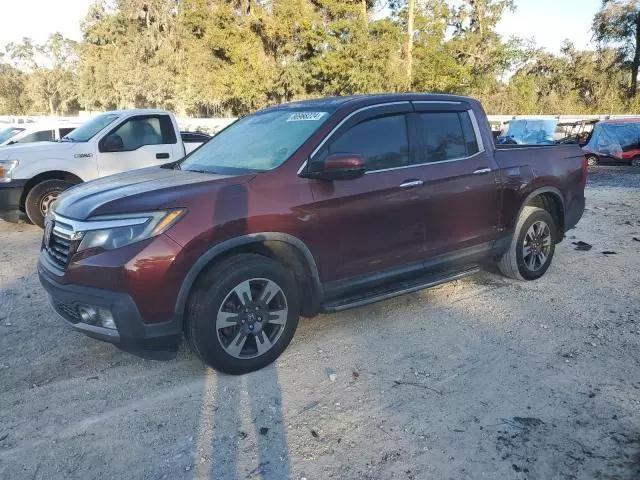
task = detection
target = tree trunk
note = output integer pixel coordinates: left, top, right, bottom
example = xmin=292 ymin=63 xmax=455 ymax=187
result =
xmin=361 ymin=0 xmax=368 ymax=29
xmin=406 ymin=0 xmax=415 ymax=89
xmin=48 ymin=97 xmax=55 ymax=116
xmin=632 ymin=14 xmax=640 ymax=97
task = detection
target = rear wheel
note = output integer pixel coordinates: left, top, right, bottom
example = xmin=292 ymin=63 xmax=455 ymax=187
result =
xmin=186 ymin=254 xmax=300 ymax=374
xmin=25 ymin=179 xmax=74 ymax=228
xmin=586 ymin=154 xmax=599 ymax=167
xmin=631 ymin=156 xmax=640 ymax=167
xmin=498 ymin=206 xmax=557 ymax=281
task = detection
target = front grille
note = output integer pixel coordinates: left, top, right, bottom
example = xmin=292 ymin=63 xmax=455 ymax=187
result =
xmin=44 ymin=220 xmax=78 ymax=271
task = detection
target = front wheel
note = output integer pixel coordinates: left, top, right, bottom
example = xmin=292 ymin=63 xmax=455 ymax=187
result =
xmin=631 ymin=156 xmax=640 ymax=167
xmin=25 ymin=179 xmax=74 ymax=228
xmin=497 ymin=206 xmax=557 ymax=281
xmin=186 ymin=254 xmax=300 ymax=374
xmin=586 ymin=154 xmax=599 ymax=167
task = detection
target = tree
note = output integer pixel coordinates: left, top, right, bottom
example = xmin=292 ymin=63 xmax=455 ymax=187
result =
xmin=593 ymin=0 xmax=640 ymax=96
xmin=5 ymin=34 xmax=78 ymax=115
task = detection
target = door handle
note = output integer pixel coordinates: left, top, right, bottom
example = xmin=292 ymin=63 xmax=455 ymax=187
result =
xmin=473 ymin=168 xmax=492 ymax=175
xmin=156 ymin=153 xmax=170 ymax=159
xmin=399 ymin=179 xmax=424 ymax=188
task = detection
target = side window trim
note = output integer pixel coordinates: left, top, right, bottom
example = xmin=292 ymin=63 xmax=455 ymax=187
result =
xmin=403 ymin=109 xmax=485 ymax=168
xmin=298 ymin=101 xmax=412 ymax=174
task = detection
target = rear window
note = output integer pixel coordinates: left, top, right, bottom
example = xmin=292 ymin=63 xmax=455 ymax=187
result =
xmin=17 ymin=129 xmax=55 ymax=143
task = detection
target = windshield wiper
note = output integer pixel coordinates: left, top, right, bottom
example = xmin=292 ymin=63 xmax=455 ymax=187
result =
xmin=60 ymin=136 xmax=75 ymax=142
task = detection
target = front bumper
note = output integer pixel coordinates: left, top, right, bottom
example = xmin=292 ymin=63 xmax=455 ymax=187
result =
xmin=38 ymin=261 xmax=182 ymax=353
xmin=0 ymin=179 xmax=27 ymax=222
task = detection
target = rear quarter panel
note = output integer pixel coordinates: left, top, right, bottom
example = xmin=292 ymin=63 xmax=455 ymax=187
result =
xmin=494 ymin=144 xmax=585 ymax=232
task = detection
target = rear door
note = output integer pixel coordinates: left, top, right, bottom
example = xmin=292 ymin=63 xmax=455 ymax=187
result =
xmin=306 ymin=102 xmax=427 ymax=281
xmin=411 ymin=103 xmax=501 ymax=256
xmin=97 ymin=114 xmax=181 ymax=177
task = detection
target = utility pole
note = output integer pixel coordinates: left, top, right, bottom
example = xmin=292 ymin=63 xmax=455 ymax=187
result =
xmin=407 ymin=0 xmax=415 ymax=89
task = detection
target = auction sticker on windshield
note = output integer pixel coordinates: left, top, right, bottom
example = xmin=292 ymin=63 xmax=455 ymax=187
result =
xmin=287 ymin=112 xmax=327 ymax=122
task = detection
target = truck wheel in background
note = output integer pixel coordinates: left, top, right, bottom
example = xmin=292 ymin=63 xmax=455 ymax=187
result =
xmin=25 ymin=179 xmax=74 ymax=228
xmin=585 ymin=154 xmax=599 ymax=166
xmin=185 ymin=253 xmax=300 ymax=374
xmin=632 ymin=156 xmax=640 ymax=167
xmin=497 ymin=206 xmax=557 ymax=281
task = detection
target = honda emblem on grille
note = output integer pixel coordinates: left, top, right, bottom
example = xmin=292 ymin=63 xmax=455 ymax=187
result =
xmin=44 ymin=221 xmax=54 ymax=248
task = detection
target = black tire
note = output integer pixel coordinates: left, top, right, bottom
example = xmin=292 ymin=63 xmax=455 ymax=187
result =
xmin=25 ymin=179 xmax=74 ymax=228
xmin=631 ymin=156 xmax=640 ymax=168
xmin=586 ymin=154 xmax=599 ymax=167
xmin=185 ymin=253 xmax=300 ymax=374
xmin=497 ymin=206 xmax=557 ymax=281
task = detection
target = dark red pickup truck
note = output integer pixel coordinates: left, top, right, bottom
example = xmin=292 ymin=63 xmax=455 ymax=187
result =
xmin=38 ymin=94 xmax=586 ymax=374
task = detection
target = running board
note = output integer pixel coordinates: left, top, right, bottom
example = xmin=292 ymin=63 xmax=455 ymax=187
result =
xmin=321 ymin=266 xmax=480 ymax=313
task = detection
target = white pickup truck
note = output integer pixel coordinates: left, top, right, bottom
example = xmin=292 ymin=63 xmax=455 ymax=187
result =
xmin=0 ymin=109 xmax=210 ymax=227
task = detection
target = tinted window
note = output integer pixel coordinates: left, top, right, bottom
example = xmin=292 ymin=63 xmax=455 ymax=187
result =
xmin=17 ymin=130 xmax=54 ymax=143
xmin=417 ymin=112 xmax=467 ymax=162
xmin=459 ymin=112 xmax=479 ymax=155
xmin=105 ymin=116 xmax=175 ymax=152
xmin=325 ymin=115 xmax=410 ymax=171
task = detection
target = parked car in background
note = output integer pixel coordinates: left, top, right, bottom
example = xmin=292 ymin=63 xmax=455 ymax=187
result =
xmin=0 ymin=120 xmax=81 ymax=147
xmin=0 ymin=109 xmax=210 ymax=227
xmin=582 ymin=118 xmax=640 ymax=166
xmin=38 ymin=94 xmax=586 ymax=374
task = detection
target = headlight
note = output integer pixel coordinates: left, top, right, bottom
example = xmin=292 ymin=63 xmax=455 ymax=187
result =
xmin=76 ymin=209 xmax=185 ymax=252
xmin=0 ymin=160 xmax=18 ymax=182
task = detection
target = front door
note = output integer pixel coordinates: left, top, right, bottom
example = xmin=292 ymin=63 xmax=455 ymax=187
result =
xmin=306 ymin=103 xmax=427 ymax=282
xmin=97 ymin=114 xmax=181 ymax=177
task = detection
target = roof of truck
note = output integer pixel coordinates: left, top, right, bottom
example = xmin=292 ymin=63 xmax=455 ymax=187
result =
xmin=263 ymin=93 xmax=478 ymax=113
xmin=102 ymin=108 xmax=171 ymax=116
xmin=598 ymin=117 xmax=640 ymax=125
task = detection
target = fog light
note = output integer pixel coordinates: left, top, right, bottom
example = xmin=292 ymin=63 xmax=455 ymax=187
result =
xmin=77 ymin=304 xmax=116 ymax=330
xmin=98 ymin=309 xmax=116 ymax=329
xmin=78 ymin=305 xmax=98 ymax=324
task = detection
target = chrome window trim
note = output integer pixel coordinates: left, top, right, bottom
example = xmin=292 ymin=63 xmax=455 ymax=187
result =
xmin=365 ymin=151 xmax=485 ymax=174
xmin=298 ymin=103 xmax=487 ymax=175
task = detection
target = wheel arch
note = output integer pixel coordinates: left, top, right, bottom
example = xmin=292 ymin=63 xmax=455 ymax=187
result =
xmin=519 ymin=187 xmax=565 ymax=240
xmin=20 ymin=170 xmax=83 ymax=210
xmin=175 ymin=233 xmax=323 ymax=327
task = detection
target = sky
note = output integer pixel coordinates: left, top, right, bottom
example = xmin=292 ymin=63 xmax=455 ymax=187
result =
xmin=0 ymin=0 xmax=603 ymax=53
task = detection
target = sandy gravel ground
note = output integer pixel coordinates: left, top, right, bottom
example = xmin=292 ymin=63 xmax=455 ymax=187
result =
xmin=0 ymin=166 xmax=639 ymax=480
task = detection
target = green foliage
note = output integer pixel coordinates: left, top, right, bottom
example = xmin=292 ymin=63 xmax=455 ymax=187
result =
xmin=0 ymin=0 xmax=638 ymax=116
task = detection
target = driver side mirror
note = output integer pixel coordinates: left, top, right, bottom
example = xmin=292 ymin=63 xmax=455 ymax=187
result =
xmin=303 ymin=153 xmax=366 ymax=181
xmin=101 ymin=134 xmax=124 ymax=152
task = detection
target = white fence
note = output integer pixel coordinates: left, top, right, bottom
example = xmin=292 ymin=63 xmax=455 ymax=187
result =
xmin=4 ymin=113 xmax=640 ymax=135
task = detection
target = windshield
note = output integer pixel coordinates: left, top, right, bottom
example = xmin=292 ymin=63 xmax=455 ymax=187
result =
xmin=64 ymin=113 xmax=119 ymax=142
xmin=500 ymin=119 xmax=558 ymax=145
xmin=180 ymin=109 xmax=330 ymax=173
xmin=0 ymin=127 xmax=24 ymax=144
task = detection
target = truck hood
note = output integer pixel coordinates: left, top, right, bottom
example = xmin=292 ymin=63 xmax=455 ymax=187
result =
xmin=0 ymin=141 xmax=76 ymax=159
xmin=54 ymin=166 xmax=255 ymax=220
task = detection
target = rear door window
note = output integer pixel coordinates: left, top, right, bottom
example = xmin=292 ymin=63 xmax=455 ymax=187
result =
xmin=324 ymin=115 xmax=410 ymax=171
xmin=416 ymin=112 xmax=479 ymax=162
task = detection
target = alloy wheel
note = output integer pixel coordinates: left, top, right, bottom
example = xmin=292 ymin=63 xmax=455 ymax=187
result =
xmin=522 ymin=220 xmax=552 ymax=272
xmin=216 ymin=278 xmax=288 ymax=359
